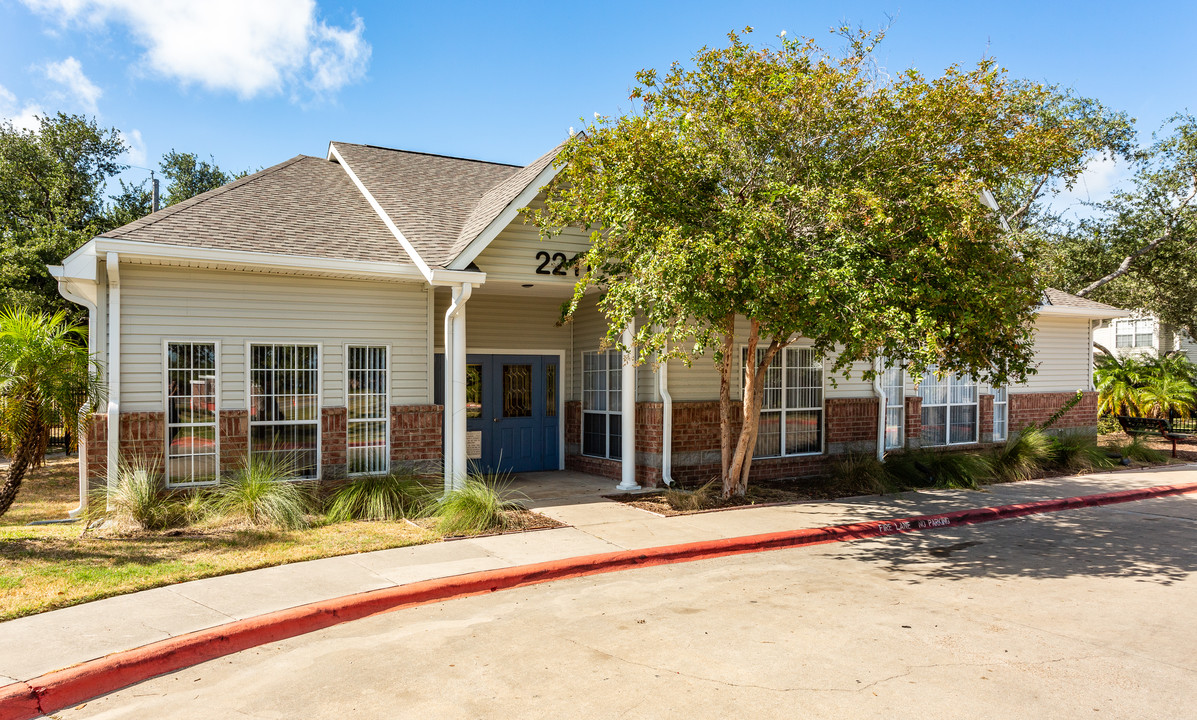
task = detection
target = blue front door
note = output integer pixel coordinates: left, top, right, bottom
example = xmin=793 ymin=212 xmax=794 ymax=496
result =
xmin=436 ymin=354 xmax=560 ymax=474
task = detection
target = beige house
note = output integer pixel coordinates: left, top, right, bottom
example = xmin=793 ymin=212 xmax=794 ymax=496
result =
xmin=1092 ymin=315 xmax=1197 ymax=362
xmin=50 ymin=140 xmax=1126 ymax=515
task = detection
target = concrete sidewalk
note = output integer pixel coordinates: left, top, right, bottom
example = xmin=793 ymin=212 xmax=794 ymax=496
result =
xmin=3 ymin=464 xmax=1195 ymax=687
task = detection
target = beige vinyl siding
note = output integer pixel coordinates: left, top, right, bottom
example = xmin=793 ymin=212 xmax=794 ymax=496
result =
xmin=432 ymin=290 xmax=572 ymax=354
xmin=570 ymin=293 xmax=609 ymax=402
xmin=1018 ymin=314 xmax=1093 ymax=393
xmin=117 ymin=264 xmax=430 ymax=411
xmin=472 ymin=208 xmax=593 ymax=286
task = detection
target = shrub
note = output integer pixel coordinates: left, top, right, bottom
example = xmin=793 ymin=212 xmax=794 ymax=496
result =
xmin=1049 ymin=431 xmax=1117 ymax=472
xmin=1097 ymin=414 xmax=1121 ymax=435
xmin=1113 ymin=435 xmax=1168 ymax=464
xmin=326 ymin=470 xmax=433 ymax=522
xmin=989 ymin=428 xmax=1053 ymax=483
xmin=884 ymin=450 xmax=993 ymax=491
xmin=826 ymin=453 xmax=893 ymax=496
xmin=87 ymin=457 xmax=180 ymax=531
xmin=204 ymin=454 xmax=314 ymax=530
xmin=663 ymin=480 xmax=720 ymax=511
xmin=432 ymin=475 xmax=522 ymax=535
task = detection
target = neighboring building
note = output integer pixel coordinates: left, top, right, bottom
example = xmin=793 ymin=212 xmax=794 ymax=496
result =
xmin=49 ymin=140 xmax=1126 ymax=513
xmin=1093 ymin=315 xmax=1197 ymax=362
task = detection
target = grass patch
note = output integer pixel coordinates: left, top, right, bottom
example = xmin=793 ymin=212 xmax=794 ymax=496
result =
xmin=662 ymin=480 xmax=720 ymax=512
xmin=431 ymin=475 xmax=523 ymax=535
xmin=1050 ymin=431 xmax=1117 ymax=472
xmin=325 ymin=470 xmax=433 ymax=522
xmin=1111 ymin=434 xmax=1168 ymax=464
xmin=826 ymin=453 xmax=895 ymax=496
xmin=988 ymin=428 xmax=1054 ymax=483
xmin=203 ymin=454 xmax=315 ymax=530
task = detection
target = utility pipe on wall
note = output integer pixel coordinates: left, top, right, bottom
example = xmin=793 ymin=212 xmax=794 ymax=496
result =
xmin=53 ymin=274 xmax=97 ymax=518
xmin=658 ymin=350 xmax=674 ymax=487
xmin=617 ymin=321 xmax=639 ymax=491
xmin=105 ymin=252 xmax=120 ymax=500
xmin=873 ymin=357 xmax=887 ymax=462
xmin=443 ymin=283 xmax=472 ymax=492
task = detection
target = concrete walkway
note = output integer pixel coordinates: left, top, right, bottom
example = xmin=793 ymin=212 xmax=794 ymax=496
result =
xmin=3 ymin=464 xmax=1195 ymax=687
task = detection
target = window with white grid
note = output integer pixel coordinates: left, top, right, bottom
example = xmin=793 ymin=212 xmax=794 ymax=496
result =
xmin=919 ymin=369 xmax=977 ymax=446
xmin=1115 ymin=318 xmax=1154 ymax=348
xmin=582 ymin=349 xmax=622 ymax=459
xmin=992 ymin=386 xmax=1008 ymax=442
xmin=347 ymin=346 xmax=388 ymax=475
xmin=165 ymin=342 xmax=218 ymax=487
xmin=883 ymin=364 xmax=904 ymax=450
xmin=743 ymin=346 xmax=823 ymax=458
xmin=249 ymin=343 xmax=320 ymax=478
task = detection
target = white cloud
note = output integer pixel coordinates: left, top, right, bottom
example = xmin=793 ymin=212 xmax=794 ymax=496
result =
xmin=44 ymin=56 xmax=102 ymax=115
xmin=0 ymin=84 xmax=45 ymax=131
xmin=22 ymin=0 xmax=371 ymax=100
xmin=118 ymin=127 xmax=146 ymax=165
xmin=1051 ymin=156 xmax=1129 ymax=218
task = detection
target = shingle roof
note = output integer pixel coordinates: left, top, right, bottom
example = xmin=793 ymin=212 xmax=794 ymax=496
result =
xmin=100 ymin=155 xmax=410 ymax=263
xmin=1042 ymin=288 xmax=1123 ymax=312
xmin=329 ymin=142 xmax=527 ymax=266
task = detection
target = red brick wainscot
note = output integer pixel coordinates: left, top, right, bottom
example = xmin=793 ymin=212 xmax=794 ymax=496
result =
xmin=321 ymin=407 xmax=348 ymax=479
xmin=1009 ymin=391 xmax=1098 ymax=434
xmin=390 ymin=404 xmax=443 ymax=470
xmin=82 ymin=412 xmax=166 ymax=484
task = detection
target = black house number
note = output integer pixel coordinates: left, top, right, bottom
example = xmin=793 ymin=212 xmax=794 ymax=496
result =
xmin=534 ymin=251 xmax=578 ymax=276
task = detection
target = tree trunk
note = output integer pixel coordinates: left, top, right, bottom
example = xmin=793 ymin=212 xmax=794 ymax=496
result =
xmin=724 ymin=320 xmax=784 ymax=498
xmin=0 ymin=412 xmax=45 ymax=518
xmin=718 ymin=314 xmax=735 ymax=484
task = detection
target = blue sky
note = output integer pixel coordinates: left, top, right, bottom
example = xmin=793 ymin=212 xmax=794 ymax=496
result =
xmin=2 ymin=0 xmax=1194 ymax=207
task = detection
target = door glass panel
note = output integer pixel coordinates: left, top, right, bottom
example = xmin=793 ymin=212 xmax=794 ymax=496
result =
xmin=503 ymin=364 xmax=532 ymax=418
xmin=466 ymin=364 xmax=482 ymax=418
xmin=545 ymin=363 xmax=557 ymax=417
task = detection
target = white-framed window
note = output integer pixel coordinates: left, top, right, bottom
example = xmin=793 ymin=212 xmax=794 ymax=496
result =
xmin=920 ymin=369 xmax=977 ymax=446
xmin=346 ymin=345 xmax=389 ymax=475
xmin=992 ymin=386 xmax=1008 ymax=442
xmin=883 ymin=364 xmax=904 ymax=451
xmin=582 ymin=349 xmax=621 ymax=459
xmin=249 ymin=343 xmax=320 ymax=479
xmin=743 ymin=346 xmax=824 ymax=458
xmin=1115 ymin=318 xmax=1155 ymax=348
xmin=164 ymin=341 xmax=219 ymax=487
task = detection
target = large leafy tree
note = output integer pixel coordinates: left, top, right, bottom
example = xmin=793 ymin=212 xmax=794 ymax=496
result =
xmin=0 ymin=113 xmax=126 ymax=316
xmin=0 ymin=308 xmax=100 ymax=518
xmin=1044 ymin=116 xmax=1197 ymax=335
xmin=534 ymin=29 xmax=1118 ymax=497
xmin=160 ymin=150 xmax=247 ymax=206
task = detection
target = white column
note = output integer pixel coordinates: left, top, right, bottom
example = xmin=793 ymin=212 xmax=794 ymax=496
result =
xmin=617 ymin=321 xmax=639 ymax=490
xmin=450 ymin=284 xmax=470 ymax=489
xmin=442 ymin=291 xmax=455 ymax=494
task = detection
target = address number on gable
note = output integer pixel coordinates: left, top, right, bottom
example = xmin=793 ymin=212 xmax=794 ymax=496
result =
xmin=534 ymin=251 xmax=579 ymax=276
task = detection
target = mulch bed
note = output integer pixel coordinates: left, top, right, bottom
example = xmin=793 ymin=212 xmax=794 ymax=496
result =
xmin=607 ymin=478 xmax=855 ymax=517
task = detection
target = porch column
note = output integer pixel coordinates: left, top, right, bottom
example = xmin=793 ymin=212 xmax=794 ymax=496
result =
xmin=443 ymin=283 xmax=472 ymax=493
xmin=617 ymin=321 xmax=639 ymax=490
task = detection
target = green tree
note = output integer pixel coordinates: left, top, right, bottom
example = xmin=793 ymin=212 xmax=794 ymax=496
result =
xmin=0 ymin=308 xmax=101 ymax=518
xmin=160 ymin=150 xmax=247 ymax=206
xmin=103 ymin=178 xmax=153 ymax=228
xmin=0 ymin=113 xmax=127 ymax=316
xmin=1094 ymin=353 xmax=1147 ymax=416
xmin=534 ymin=29 xmax=1116 ymax=497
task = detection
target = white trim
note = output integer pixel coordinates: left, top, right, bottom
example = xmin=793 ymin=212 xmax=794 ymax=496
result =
xmin=919 ymin=370 xmax=979 ymax=447
xmin=327 ymin=143 xmax=434 ymax=281
xmin=447 ymin=159 xmax=565 ymax=270
xmin=740 ymin=344 xmax=827 ymax=459
xmin=343 ymin=342 xmax=392 ymax=476
xmin=244 ymin=340 xmax=324 ymax=480
xmin=162 ymin=339 xmax=222 ymax=488
xmin=106 ymin=253 xmax=120 ymax=497
xmin=1037 ymin=305 xmax=1128 ymax=319
xmin=468 ymin=347 xmax=567 ymax=471
xmin=50 ymin=268 xmax=100 ymax=517
xmin=581 ymin=348 xmax=625 ymax=462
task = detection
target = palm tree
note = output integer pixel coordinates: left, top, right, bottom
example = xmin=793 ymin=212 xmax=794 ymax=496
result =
xmin=0 ymin=309 xmax=101 ymax=518
xmin=1094 ymin=353 xmax=1147 ymax=417
xmin=1137 ymin=374 xmax=1197 ymax=419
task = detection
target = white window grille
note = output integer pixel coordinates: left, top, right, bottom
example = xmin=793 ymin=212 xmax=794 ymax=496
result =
xmin=883 ymin=364 xmax=904 ymax=450
xmin=347 ymin=346 xmax=388 ymax=475
xmin=920 ymin=369 xmax=977 ymax=446
xmin=165 ymin=342 xmax=218 ymax=487
xmin=1115 ymin=318 xmax=1155 ymax=348
xmin=582 ymin=349 xmax=621 ymax=459
xmin=993 ymin=386 xmax=1008 ymax=442
xmin=249 ymin=343 xmax=320 ymax=478
xmin=743 ymin=346 xmax=824 ymax=458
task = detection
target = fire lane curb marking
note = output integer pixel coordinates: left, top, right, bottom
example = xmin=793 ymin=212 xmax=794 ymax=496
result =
xmin=2 ymin=480 xmax=1195 ymax=720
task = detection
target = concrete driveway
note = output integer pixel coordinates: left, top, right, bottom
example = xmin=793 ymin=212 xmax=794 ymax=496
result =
xmin=56 ymin=493 xmax=1197 ymax=719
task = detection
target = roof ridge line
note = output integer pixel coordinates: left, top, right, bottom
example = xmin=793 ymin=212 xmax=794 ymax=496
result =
xmin=334 ymin=141 xmax=521 ymax=168
xmin=101 ymin=155 xmax=310 ymax=238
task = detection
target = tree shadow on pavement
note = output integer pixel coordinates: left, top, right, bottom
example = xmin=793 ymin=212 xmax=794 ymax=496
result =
xmin=830 ymin=502 xmax=1197 ymax=586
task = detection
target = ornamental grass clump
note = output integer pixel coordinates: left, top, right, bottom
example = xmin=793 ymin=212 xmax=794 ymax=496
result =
xmin=1048 ymin=431 xmax=1117 ymax=473
xmin=826 ymin=453 xmax=894 ymax=496
xmin=86 ymin=457 xmax=181 ymax=531
xmin=663 ymin=480 xmax=719 ymax=512
xmin=326 ymin=470 xmax=433 ymax=522
xmin=988 ymin=427 xmax=1053 ymax=483
xmin=884 ymin=450 xmax=993 ymax=491
xmin=204 ymin=454 xmax=314 ymax=530
xmin=432 ymin=475 xmax=522 ymax=536
xmin=1113 ymin=435 xmax=1168 ymax=464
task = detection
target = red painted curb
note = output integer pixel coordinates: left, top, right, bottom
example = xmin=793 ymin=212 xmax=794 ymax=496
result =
xmin=3 ymin=479 xmax=1195 ymax=720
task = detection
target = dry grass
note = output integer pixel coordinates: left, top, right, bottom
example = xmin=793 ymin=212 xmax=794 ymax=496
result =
xmin=0 ymin=457 xmax=437 ymax=621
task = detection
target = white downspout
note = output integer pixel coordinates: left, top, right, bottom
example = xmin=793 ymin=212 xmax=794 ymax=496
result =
xmin=54 ymin=275 xmax=97 ymax=518
xmin=658 ymin=352 xmax=674 ymax=487
xmin=872 ymin=357 xmax=886 ymax=462
xmin=105 ymin=252 xmax=120 ymax=499
xmin=443 ymin=283 xmax=472 ymax=492
xmin=617 ymin=321 xmax=639 ymax=490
